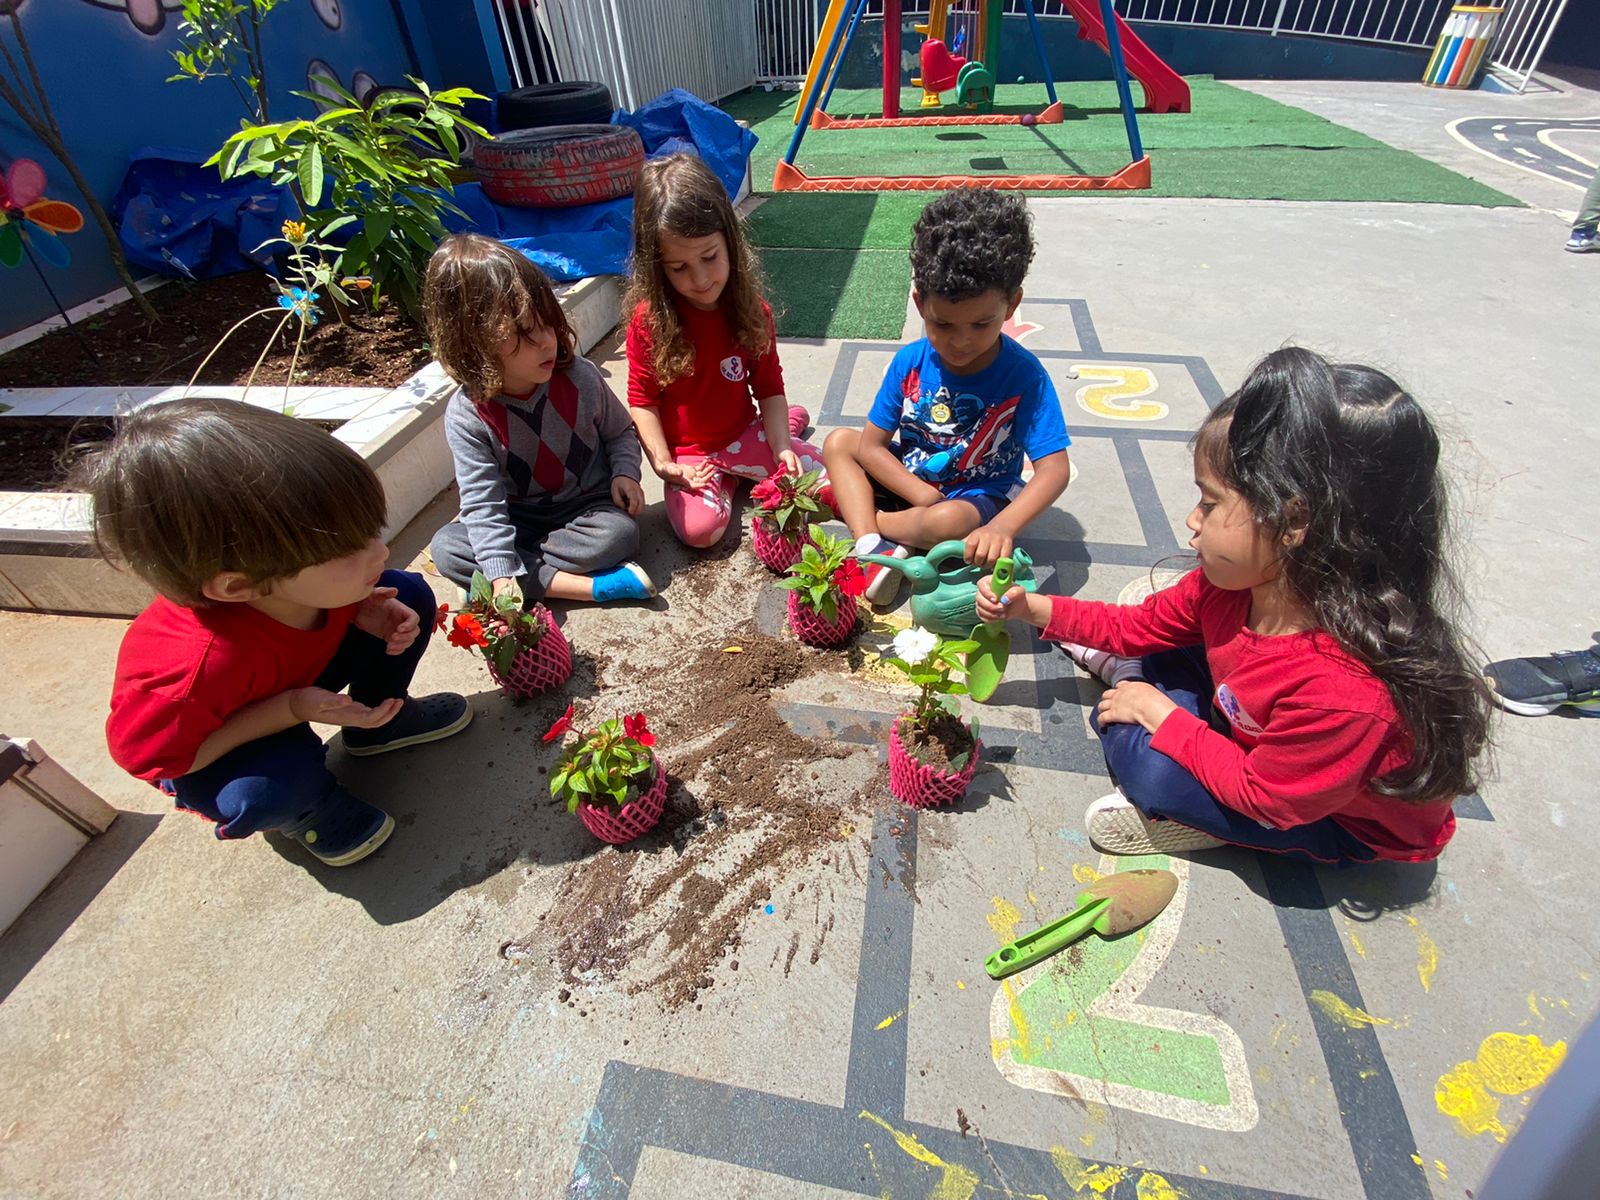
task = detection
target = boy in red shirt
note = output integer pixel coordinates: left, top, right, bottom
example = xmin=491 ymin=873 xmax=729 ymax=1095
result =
xmin=80 ymin=398 xmax=471 ymax=867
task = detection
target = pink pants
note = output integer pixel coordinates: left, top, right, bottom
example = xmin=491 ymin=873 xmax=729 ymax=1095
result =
xmin=666 ymin=406 xmax=825 ymax=548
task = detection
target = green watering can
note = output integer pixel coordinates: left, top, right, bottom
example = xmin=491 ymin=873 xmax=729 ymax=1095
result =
xmin=856 ymin=540 xmax=1036 ymax=636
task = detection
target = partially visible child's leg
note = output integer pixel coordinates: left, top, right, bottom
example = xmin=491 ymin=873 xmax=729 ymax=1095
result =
xmin=428 ymin=521 xmax=477 ymax=591
xmin=169 ymin=726 xmax=393 ymax=866
xmin=323 ymin=568 xmax=472 ymax=757
xmin=822 ymin=429 xmax=880 ymax=540
xmin=718 ymin=414 xmax=824 ymax=479
xmin=664 ymin=454 xmax=737 ymax=548
xmin=1089 ymin=648 xmax=1376 ymax=864
xmin=532 ymin=504 xmax=655 ymax=603
xmin=876 ymin=498 xmax=984 ymax=550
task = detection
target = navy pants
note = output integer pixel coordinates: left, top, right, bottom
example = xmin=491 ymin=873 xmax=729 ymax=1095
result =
xmin=1092 ymin=647 xmax=1377 ymax=865
xmin=168 ymin=569 xmax=434 ymax=840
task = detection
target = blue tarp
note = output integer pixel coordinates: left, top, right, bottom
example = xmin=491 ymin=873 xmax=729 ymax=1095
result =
xmin=115 ymin=89 xmax=757 ymax=285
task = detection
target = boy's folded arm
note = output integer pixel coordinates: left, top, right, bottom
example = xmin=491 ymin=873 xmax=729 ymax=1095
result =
xmin=984 ymin=449 xmax=1070 ymax=537
xmin=860 ymin=422 xmax=943 ymax=505
xmin=445 ymin=405 xmax=522 ymax=581
xmin=108 ymin=687 xmax=298 ymax=780
xmin=183 ymin=692 xmax=305 ymax=774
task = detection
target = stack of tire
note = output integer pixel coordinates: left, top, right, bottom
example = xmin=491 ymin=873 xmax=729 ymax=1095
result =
xmin=475 ymin=81 xmax=645 ymax=210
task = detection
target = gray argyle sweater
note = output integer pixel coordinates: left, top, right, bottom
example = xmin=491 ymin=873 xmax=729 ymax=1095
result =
xmin=443 ymin=355 xmax=643 ymax=582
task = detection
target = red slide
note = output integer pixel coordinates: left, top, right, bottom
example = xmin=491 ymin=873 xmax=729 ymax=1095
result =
xmin=1058 ymin=0 xmax=1191 ymax=114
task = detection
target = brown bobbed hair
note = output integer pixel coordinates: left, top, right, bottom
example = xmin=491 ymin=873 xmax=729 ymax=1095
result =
xmin=424 ymin=233 xmax=576 ymax=399
xmin=623 ymin=151 xmax=769 ymax=386
xmin=71 ymin=397 xmax=387 ymax=605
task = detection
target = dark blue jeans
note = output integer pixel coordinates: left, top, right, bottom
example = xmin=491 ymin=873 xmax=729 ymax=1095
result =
xmin=1092 ymin=646 xmax=1377 ymax=865
xmin=168 ymin=569 xmax=434 ymax=840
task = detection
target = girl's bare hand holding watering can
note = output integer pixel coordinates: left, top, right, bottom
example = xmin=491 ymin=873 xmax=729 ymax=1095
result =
xmin=975 ymin=578 xmax=1048 ymax=627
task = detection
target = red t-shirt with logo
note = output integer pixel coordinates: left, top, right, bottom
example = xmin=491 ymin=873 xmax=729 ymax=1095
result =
xmin=106 ymin=596 xmax=356 ymax=782
xmin=1042 ymin=568 xmax=1452 ymax=861
xmin=624 ymin=299 xmax=785 ymax=456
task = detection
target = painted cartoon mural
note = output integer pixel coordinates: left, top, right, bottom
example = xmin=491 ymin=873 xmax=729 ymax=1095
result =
xmin=79 ymin=0 xmax=185 ymax=35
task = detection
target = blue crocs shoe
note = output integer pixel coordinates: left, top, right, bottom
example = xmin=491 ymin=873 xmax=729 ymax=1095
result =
xmin=343 ymin=692 xmax=472 ymax=756
xmin=283 ymin=788 xmax=394 ymax=867
xmin=591 ymin=561 xmax=657 ymax=603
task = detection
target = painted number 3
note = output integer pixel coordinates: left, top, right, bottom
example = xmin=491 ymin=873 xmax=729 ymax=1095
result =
xmin=1073 ymin=365 xmax=1168 ymax=422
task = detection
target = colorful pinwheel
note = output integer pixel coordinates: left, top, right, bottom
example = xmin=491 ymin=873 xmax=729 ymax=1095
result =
xmin=0 ymin=157 xmax=85 ymax=270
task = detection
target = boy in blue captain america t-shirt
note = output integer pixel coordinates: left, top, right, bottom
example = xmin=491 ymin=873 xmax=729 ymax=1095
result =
xmin=824 ymin=188 xmax=1072 ymax=605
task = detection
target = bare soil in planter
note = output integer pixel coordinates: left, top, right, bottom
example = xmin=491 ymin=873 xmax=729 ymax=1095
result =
xmin=0 ymin=272 xmax=430 ymax=391
xmin=903 ymin=712 xmax=976 ymax=772
xmin=0 ymin=413 xmax=342 ymax=493
xmin=499 ymin=547 xmax=893 ymax=1011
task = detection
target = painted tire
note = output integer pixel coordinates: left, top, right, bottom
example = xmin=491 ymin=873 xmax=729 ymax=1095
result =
xmin=496 ymin=81 xmax=614 ymax=131
xmin=475 ymin=124 xmax=645 ymax=209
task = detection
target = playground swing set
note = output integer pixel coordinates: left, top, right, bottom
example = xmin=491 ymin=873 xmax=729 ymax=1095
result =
xmin=775 ymin=0 xmax=1192 ymax=194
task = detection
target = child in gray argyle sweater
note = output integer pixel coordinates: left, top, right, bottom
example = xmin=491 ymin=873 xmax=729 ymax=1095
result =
xmin=425 ymin=235 xmax=655 ymax=605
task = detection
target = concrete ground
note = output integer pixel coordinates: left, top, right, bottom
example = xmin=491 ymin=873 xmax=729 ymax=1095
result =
xmin=4 ymin=71 xmax=1599 ymax=1200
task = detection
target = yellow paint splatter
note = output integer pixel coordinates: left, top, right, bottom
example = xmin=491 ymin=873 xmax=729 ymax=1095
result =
xmin=956 ymin=980 xmax=966 ymax=990
xmin=1528 ymin=993 xmax=1543 ymax=1021
xmin=1405 ymin=917 xmax=1439 ymax=992
xmin=1310 ymin=990 xmax=1401 ymax=1029
xmin=1435 ymin=1032 xmax=1567 ymax=1142
xmin=1410 ymin=1154 xmax=1423 ymax=1167
xmin=876 ymin=1010 xmax=902 ymax=1030
xmin=1136 ymin=1171 xmax=1187 ymax=1200
xmin=988 ymin=897 xmax=1023 ymax=944
xmin=860 ymin=1112 xmax=978 ymax=1200
xmin=1003 ymin=978 xmax=1033 ymax=1059
xmin=1072 ymin=863 xmax=1102 ymax=885
xmin=1433 ymin=1160 xmax=1449 ymax=1181
xmin=1027 ymin=888 xmax=1038 ymax=906
xmin=1049 ymin=1147 xmax=1127 ymax=1194
xmin=1348 ymin=929 xmax=1368 ymax=959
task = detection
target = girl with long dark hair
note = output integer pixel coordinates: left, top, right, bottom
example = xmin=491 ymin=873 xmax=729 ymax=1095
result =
xmin=977 ymin=347 xmax=1493 ymax=863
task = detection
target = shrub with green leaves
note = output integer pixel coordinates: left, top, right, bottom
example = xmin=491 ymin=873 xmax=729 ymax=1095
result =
xmin=208 ymin=76 xmax=487 ymax=322
xmin=776 ymin=527 xmax=868 ymax=621
xmin=545 ymin=707 xmax=659 ymax=813
xmin=170 ymin=0 xmax=285 ymax=124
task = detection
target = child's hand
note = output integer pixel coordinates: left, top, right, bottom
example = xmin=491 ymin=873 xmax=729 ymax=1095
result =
xmin=776 ymin=448 xmax=802 ymax=476
xmin=658 ymin=459 xmax=718 ymax=492
xmin=975 ymin=577 xmax=1026 ymax=623
xmin=1096 ymin=681 xmax=1179 ymax=734
xmin=964 ymin=521 xmax=1015 ymax=568
xmin=492 ymin=576 xmax=523 ymax=606
xmin=290 ymin=687 xmax=404 ymax=728
xmin=611 ymin=475 xmax=646 ymax=515
xmin=354 ymin=586 xmax=420 ymax=655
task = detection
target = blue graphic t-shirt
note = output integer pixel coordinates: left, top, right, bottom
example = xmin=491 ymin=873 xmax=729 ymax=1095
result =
xmin=867 ymin=335 xmax=1070 ymax=500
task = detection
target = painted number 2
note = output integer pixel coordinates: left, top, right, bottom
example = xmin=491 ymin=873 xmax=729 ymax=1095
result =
xmin=1073 ymin=365 xmax=1167 ymax=422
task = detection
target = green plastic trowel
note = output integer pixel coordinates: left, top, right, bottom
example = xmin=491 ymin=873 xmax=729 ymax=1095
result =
xmin=965 ymin=557 xmax=1014 ymax=703
xmin=984 ymin=869 xmax=1179 ymax=980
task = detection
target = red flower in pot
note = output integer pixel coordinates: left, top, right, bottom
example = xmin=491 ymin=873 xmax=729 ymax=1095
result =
xmin=776 ymin=528 xmax=865 ymax=649
xmin=545 ymin=708 xmax=667 ymax=844
xmin=749 ymin=466 xmax=834 ymax=573
xmin=446 ymin=571 xmax=572 ymax=698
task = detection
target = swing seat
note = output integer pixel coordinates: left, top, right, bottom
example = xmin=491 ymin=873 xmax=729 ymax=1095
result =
xmin=918 ymin=39 xmax=966 ymax=95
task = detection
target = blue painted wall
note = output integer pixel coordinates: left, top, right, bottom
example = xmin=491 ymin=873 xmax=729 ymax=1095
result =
xmin=0 ymin=0 xmax=422 ymax=340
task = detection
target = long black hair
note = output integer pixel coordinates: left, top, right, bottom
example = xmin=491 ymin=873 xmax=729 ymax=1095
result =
xmin=1195 ymin=347 xmax=1492 ymax=802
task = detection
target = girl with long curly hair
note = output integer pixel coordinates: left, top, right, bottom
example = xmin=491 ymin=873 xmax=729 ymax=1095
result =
xmin=623 ymin=152 xmax=823 ymax=548
xmin=977 ymin=347 xmax=1493 ymax=864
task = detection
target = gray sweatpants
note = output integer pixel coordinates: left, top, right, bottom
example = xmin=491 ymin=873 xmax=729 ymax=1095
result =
xmin=430 ymin=494 xmax=639 ymax=599
xmin=1577 ymin=163 xmax=1600 ymax=234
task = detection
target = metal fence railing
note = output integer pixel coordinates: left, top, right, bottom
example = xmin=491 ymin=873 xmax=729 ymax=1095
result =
xmin=752 ymin=0 xmax=1469 ymax=87
xmin=489 ymin=0 xmax=758 ymax=107
xmin=1486 ymin=0 xmax=1569 ymax=93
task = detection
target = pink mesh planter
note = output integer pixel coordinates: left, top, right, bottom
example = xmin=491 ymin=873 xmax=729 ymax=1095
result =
xmin=487 ymin=609 xmax=572 ymax=699
xmin=786 ymin=591 xmax=859 ymax=648
xmin=751 ymin=517 xmax=812 ymax=574
xmin=576 ymin=762 xmax=668 ymax=844
xmin=888 ymin=717 xmax=982 ymax=808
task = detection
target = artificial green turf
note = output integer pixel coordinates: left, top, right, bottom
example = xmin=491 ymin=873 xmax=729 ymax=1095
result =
xmin=761 ymin=247 xmax=911 ymax=339
xmin=724 ymin=78 xmax=1520 ymax=207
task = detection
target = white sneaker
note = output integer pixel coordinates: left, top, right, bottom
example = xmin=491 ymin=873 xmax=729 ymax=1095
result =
xmin=1085 ymin=790 xmax=1225 ymax=855
xmin=857 ymin=537 xmax=909 ymax=606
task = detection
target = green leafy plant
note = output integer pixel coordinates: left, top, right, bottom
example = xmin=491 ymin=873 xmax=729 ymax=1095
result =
xmin=750 ymin=467 xmax=835 ymax=538
xmin=169 ymin=0 xmax=286 ymax=124
xmin=543 ymin=705 xmax=658 ymax=813
xmin=207 ymin=76 xmax=487 ymax=322
xmin=776 ymin=527 xmax=868 ymax=621
xmin=883 ymin=627 xmax=981 ymax=767
xmin=442 ymin=570 xmax=553 ymax=678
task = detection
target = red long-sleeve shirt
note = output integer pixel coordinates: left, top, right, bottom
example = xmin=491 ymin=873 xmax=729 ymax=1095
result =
xmin=1044 ymin=569 xmax=1453 ymax=861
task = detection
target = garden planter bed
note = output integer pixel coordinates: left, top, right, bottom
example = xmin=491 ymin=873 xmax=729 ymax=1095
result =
xmin=0 ymin=273 xmax=623 ymax=616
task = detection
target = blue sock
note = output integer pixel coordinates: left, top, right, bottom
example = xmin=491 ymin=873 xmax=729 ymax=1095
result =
xmin=591 ymin=562 xmax=655 ymax=603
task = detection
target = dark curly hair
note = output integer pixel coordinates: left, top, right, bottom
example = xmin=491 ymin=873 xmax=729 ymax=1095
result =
xmin=1195 ymin=347 xmax=1492 ymax=803
xmin=910 ymin=188 xmax=1035 ymax=301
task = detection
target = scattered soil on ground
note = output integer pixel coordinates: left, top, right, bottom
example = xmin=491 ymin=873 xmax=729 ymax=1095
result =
xmin=0 ymin=271 xmax=430 ymax=391
xmin=500 ymin=545 xmax=898 ymax=1010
